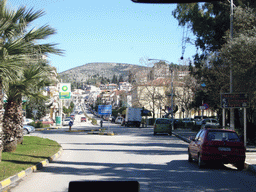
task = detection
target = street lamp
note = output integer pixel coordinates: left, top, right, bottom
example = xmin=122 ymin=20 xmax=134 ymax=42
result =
xmin=230 ymin=0 xmax=235 ymax=130
xmin=167 ymin=69 xmax=174 ymax=131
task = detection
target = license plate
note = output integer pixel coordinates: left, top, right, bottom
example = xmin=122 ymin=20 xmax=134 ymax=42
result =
xmin=218 ymin=147 xmax=231 ymax=152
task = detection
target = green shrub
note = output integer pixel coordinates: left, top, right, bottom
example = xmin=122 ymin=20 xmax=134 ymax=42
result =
xmin=35 ymin=121 xmax=43 ymax=128
xmin=29 ymin=122 xmax=36 ymax=127
xmin=30 ymin=121 xmax=49 ymax=128
xmin=91 ymin=118 xmax=97 ymax=125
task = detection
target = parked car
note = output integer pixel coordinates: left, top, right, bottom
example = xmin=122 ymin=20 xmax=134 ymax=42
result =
xmin=115 ymin=117 xmax=124 ymax=124
xmin=63 ymin=118 xmax=72 ymax=126
xmin=23 ymin=118 xmax=34 ymax=125
xmin=41 ymin=118 xmax=54 ymax=125
xmin=153 ymin=118 xmax=172 ymax=135
xmin=182 ymin=118 xmax=194 ymax=124
xmin=201 ymin=118 xmax=220 ymax=128
xmin=81 ymin=117 xmax=86 ymax=122
xmin=188 ymin=128 xmax=246 ymax=170
xmin=194 ymin=116 xmax=208 ymax=126
xmin=70 ymin=114 xmax=75 ymax=120
xmin=23 ymin=124 xmax=35 ymax=134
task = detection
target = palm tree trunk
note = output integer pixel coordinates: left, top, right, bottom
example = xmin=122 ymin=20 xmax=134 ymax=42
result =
xmin=3 ymin=99 xmax=23 ymax=152
xmin=0 ymin=80 xmax=4 ymax=161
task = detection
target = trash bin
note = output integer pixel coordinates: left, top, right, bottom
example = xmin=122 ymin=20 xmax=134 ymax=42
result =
xmin=56 ymin=116 xmax=61 ymax=126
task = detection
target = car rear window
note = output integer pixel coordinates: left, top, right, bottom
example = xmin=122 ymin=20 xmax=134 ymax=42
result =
xmin=156 ymin=119 xmax=170 ymax=124
xmin=207 ymin=131 xmax=240 ymax=141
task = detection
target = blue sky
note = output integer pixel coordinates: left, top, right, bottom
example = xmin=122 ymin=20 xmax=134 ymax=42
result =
xmin=8 ymin=0 xmax=196 ymax=73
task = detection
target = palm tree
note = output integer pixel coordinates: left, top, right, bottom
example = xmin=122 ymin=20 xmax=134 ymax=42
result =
xmin=3 ymin=63 xmax=54 ymax=152
xmin=0 ymin=0 xmax=63 ymax=155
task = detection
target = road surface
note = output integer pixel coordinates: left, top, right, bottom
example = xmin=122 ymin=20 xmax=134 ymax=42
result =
xmin=7 ymin=121 xmax=256 ymax=192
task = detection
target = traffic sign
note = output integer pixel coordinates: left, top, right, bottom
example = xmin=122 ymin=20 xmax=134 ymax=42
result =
xmin=202 ymin=103 xmax=209 ymax=110
xmin=98 ymin=105 xmax=112 ymax=115
xmin=221 ymin=93 xmax=249 ymax=108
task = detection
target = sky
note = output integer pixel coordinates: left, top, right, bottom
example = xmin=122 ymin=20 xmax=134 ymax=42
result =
xmin=8 ymin=0 xmax=197 ymax=73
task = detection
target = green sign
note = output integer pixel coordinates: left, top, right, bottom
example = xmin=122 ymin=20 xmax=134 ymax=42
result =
xmin=59 ymin=92 xmax=71 ymax=99
xmin=59 ymin=83 xmax=71 ymax=99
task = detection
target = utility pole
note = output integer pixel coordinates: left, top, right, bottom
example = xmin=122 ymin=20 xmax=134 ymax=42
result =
xmin=230 ymin=0 xmax=235 ymax=130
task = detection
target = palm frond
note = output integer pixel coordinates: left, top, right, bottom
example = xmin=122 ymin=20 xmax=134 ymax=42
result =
xmin=24 ymin=25 xmax=56 ymax=42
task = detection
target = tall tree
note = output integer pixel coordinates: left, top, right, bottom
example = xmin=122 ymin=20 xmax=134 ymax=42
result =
xmin=3 ymin=63 xmax=54 ymax=152
xmin=173 ymin=1 xmax=256 ymax=114
xmin=220 ymin=6 xmax=256 ymax=109
xmin=0 ymin=0 xmax=63 ymax=154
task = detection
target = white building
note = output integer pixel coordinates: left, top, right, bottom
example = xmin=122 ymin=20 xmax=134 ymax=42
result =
xmin=119 ymin=82 xmax=132 ymax=92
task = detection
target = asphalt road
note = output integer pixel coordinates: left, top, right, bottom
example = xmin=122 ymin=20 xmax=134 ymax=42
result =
xmin=8 ymin=122 xmax=256 ymax=192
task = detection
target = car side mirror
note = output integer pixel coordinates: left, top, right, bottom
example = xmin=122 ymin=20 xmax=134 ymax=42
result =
xmin=189 ymin=136 xmax=195 ymax=141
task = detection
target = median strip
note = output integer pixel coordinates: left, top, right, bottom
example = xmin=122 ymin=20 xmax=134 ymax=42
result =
xmin=0 ymin=137 xmax=63 ymax=191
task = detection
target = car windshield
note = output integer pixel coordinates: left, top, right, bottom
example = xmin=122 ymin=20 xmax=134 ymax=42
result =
xmin=156 ymin=119 xmax=170 ymax=124
xmin=4 ymin=0 xmax=256 ymax=191
xmin=207 ymin=131 xmax=240 ymax=142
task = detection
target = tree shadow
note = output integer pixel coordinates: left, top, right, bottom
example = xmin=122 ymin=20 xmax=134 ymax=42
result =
xmin=39 ymin=159 xmax=251 ymax=192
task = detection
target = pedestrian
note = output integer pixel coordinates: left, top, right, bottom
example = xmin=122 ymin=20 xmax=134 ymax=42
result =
xmin=100 ymin=119 xmax=103 ymax=127
xmin=69 ymin=120 xmax=73 ymax=131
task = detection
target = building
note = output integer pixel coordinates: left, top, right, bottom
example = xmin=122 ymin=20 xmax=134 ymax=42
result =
xmin=119 ymin=82 xmax=132 ymax=92
xmin=151 ymin=62 xmax=170 ymax=80
xmin=177 ymin=71 xmax=190 ymax=79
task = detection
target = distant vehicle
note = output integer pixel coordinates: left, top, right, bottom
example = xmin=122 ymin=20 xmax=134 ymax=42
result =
xmin=63 ymin=118 xmax=72 ymax=126
xmin=81 ymin=117 xmax=86 ymax=122
xmin=182 ymin=118 xmax=194 ymax=124
xmin=41 ymin=118 xmax=54 ymax=125
xmin=23 ymin=118 xmax=34 ymax=125
xmin=188 ymin=128 xmax=245 ymax=170
xmin=194 ymin=116 xmax=208 ymax=126
xmin=201 ymin=118 xmax=220 ymax=128
xmin=125 ymin=107 xmax=142 ymax=127
xmin=115 ymin=117 xmax=124 ymax=124
xmin=153 ymin=118 xmax=172 ymax=135
xmin=70 ymin=114 xmax=75 ymax=120
xmin=23 ymin=125 xmax=35 ymax=134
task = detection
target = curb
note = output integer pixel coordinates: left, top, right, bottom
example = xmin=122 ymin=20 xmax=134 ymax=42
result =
xmin=173 ymin=132 xmax=256 ymax=174
xmin=245 ymin=162 xmax=256 ymax=174
xmin=36 ymin=127 xmax=61 ymax=131
xmin=87 ymin=131 xmax=115 ymax=136
xmin=0 ymin=147 xmax=63 ymax=191
xmin=172 ymin=132 xmax=191 ymax=143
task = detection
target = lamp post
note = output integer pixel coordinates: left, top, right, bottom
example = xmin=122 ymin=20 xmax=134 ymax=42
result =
xmin=230 ymin=0 xmax=235 ymax=130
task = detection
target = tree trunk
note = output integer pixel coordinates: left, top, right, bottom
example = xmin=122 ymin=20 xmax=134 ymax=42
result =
xmin=0 ymin=81 xmax=4 ymax=161
xmin=3 ymin=99 xmax=23 ymax=152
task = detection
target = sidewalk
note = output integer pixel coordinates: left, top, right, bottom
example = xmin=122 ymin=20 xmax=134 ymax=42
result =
xmin=173 ymin=128 xmax=256 ymax=173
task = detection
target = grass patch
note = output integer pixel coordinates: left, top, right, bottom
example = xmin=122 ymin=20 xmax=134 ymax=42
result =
xmin=0 ymin=136 xmax=61 ymax=181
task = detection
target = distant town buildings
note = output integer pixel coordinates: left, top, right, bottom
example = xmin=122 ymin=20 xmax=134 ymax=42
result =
xmin=41 ymin=62 xmax=217 ymax=121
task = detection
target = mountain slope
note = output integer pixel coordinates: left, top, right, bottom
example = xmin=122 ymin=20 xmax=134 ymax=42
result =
xmin=59 ymin=62 xmax=148 ymax=83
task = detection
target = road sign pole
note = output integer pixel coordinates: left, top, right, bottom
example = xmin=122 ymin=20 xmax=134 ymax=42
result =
xmin=222 ymin=108 xmax=225 ymax=128
xmin=244 ymin=108 xmax=247 ymax=147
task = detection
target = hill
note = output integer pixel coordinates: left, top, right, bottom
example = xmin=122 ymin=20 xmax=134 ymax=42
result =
xmin=59 ymin=62 xmax=149 ymax=84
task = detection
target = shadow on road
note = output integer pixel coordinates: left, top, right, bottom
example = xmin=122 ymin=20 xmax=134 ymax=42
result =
xmin=40 ymin=159 xmax=249 ymax=192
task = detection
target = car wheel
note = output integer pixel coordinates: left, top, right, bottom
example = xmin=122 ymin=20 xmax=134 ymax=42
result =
xmin=23 ymin=129 xmax=29 ymax=135
xmin=188 ymin=150 xmax=193 ymax=162
xmin=235 ymin=162 xmax=244 ymax=171
xmin=198 ymin=154 xmax=205 ymax=168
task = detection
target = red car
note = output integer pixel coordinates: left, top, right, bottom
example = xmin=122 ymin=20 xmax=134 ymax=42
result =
xmin=188 ymin=128 xmax=246 ymax=170
xmin=81 ymin=117 xmax=86 ymax=122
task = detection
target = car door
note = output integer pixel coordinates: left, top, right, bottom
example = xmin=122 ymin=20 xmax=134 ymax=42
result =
xmin=190 ymin=130 xmax=203 ymax=158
